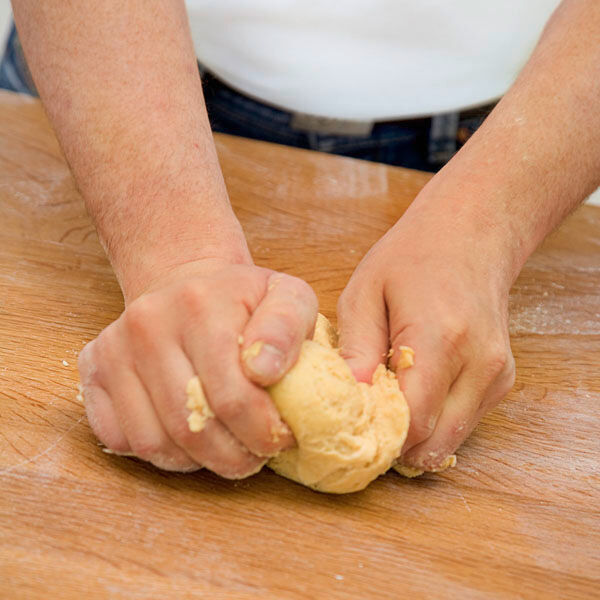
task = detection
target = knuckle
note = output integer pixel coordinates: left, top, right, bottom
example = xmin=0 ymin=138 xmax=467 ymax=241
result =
xmin=263 ymin=311 xmax=299 ymax=350
xmin=215 ymin=396 xmax=246 ymax=423
xmin=283 ymin=274 xmax=317 ymax=304
xmin=499 ymin=354 xmax=516 ymax=392
xmin=481 ymin=355 xmax=516 ymax=411
xmin=91 ymin=330 xmax=119 ymax=377
xmin=178 ymin=280 xmax=208 ymax=315
xmin=124 ymin=296 xmax=156 ymax=337
xmin=483 ymin=341 xmax=512 ymax=378
xmin=439 ymin=318 xmax=469 ymax=356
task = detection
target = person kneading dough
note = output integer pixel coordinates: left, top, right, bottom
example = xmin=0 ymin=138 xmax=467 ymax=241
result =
xmin=187 ymin=314 xmax=453 ymax=493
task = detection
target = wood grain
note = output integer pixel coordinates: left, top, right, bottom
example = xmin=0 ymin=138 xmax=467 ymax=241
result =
xmin=0 ymin=90 xmax=598 ymax=599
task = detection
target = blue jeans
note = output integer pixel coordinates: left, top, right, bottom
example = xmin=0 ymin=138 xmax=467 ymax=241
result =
xmin=0 ymin=23 xmax=491 ymax=172
xmin=0 ymin=25 xmax=37 ymax=95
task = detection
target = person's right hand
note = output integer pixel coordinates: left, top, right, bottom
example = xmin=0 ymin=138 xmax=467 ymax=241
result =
xmin=78 ymin=259 xmax=318 ymax=478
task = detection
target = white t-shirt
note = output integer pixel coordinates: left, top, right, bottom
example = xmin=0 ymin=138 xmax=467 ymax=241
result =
xmin=185 ymin=1 xmax=561 ymax=120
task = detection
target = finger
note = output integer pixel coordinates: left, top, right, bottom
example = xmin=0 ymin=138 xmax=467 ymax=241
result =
xmin=87 ymin=323 xmax=200 ymax=472
xmin=79 ymin=340 xmax=130 ymax=453
xmin=389 ymin=324 xmax=463 ymax=453
xmin=241 ymin=272 xmax=318 ymax=386
xmin=337 ymin=280 xmax=389 ymax=383
xmin=140 ymin=344 xmax=265 ymax=478
xmin=401 ymin=355 xmax=515 ymax=470
xmin=102 ymin=361 xmax=200 ymax=473
xmin=82 ymin=382 xmax=131 ymax=454
xmin=186 ymin=321 xmax=295 ymax=458
xmin=176 ymin=275 xmax=297 ymax=456
xmin=124 ymin=300 xmax=265 ymax=478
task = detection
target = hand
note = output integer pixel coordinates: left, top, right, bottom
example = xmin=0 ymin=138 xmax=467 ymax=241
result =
xmin=337 ymin=202 xmax=516 ymax=471
xmin=78 ymin=259 xmax=318 ymax=478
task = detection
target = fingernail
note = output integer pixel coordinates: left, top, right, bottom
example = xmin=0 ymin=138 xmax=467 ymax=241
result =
xmin=243 ymin=341 xmax=285 ymax=380
xmin=102 ymin=448 xmax=136 ymax=457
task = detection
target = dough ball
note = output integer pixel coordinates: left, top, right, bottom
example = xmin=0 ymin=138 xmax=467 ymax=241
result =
xmin=267 ymin=315 xmax=409 ymax=493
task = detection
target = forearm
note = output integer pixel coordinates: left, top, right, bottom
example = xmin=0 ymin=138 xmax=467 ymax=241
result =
xmin=407 ymin=0 xmax=600 ymax=291
xmin=12 ymin=0 xmax=250 ymax=301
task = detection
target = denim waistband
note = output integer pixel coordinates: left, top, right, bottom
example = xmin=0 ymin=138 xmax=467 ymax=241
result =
xmin=201 ymin=69 xmax=494 ymax=170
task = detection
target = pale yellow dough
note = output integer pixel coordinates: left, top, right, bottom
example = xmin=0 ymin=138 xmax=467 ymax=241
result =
xmin=267 ymin=351 xmax=409 ymax=493
xmin=393 ymin=454 xmax=457 ymax=478
xmin=186 ymin=314 xmax=456 ymax=493
xmin=186 ymin=376 xmax=214 ymax=432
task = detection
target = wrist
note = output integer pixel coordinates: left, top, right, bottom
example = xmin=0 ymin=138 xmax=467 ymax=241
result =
xmin=123 ymin=255 xmax=252 ymax=303
xmin=110 ymin=217 xmax=252 ymax=304
xmin=398 ymin=181 xmax=526 ymax=296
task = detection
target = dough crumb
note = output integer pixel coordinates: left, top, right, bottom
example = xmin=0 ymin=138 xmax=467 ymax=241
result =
xmin=241 ymin=341 xmax=263 ymax=362
xmin=270 ymin=422 xmax=288 ymax=444
xmin=393 ymin=454 xmax=457 ymax=478
xmin=311 ymin=313 xmax=338 ymax=348
xmin=397 ymin=346 xmax=415 ymax=369
xmin=62 ymin=360 xmax=69 ymax=367
xmin=393 ymin=464 xmax=424 ymax=478
xmin=430 ymin=454 xmax=457 ymax=472
xmin=237 ymin=335 xmax=244 ymax=345
xmin=186 ymin=376 xmax=214 ymax=433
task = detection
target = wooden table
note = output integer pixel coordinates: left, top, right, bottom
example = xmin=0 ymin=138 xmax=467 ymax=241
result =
xmin=1 ymin=90 xmax=598 ymax=599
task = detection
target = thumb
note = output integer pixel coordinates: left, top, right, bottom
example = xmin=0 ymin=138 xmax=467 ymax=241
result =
xmin=241 ymin=272 xmax=318 ymax=387
xmin=337 ymin=283 xmax=389 ymax=383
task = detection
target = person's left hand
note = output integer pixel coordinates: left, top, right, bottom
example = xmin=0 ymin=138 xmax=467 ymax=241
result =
xmin=336 ymin=199 xmax=516 ymax=471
